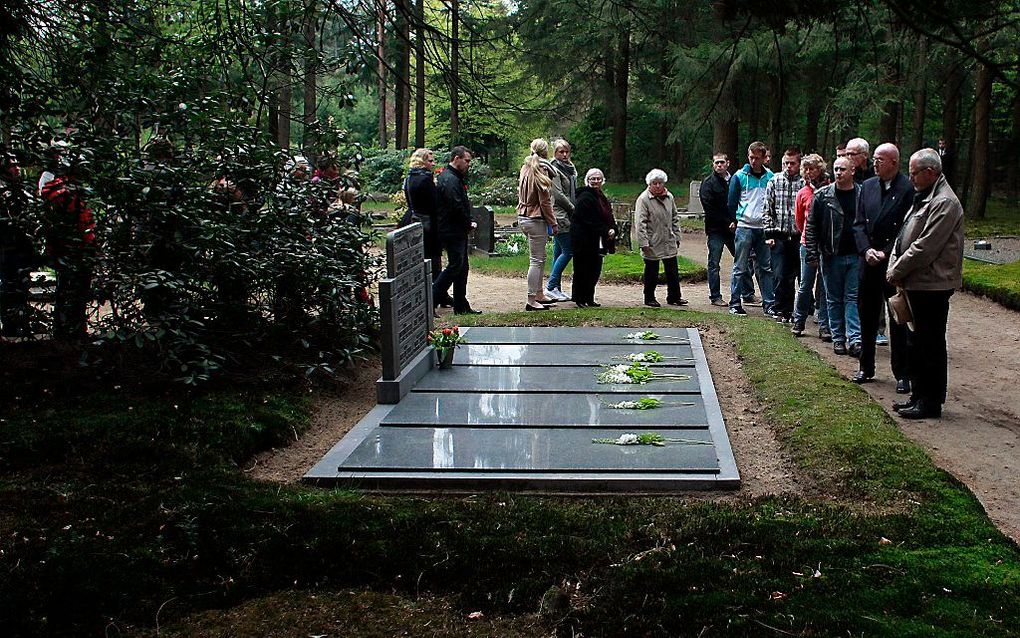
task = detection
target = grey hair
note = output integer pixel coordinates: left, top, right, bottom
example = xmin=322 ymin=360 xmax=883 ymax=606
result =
xmin=585 ymin=167 xmax=605 ymax=182
xmin=846 ymin=137 xmax=870 ymax=154
xmin=910 ymin=148 xmax=942 ymax=174
xmin=552 ymin=138 xmax=571 ymax=152
xmin=645 ymin=168 xmax=668 ymax=185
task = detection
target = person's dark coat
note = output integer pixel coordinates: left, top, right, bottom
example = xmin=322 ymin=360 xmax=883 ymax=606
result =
xmin=403 ymin=166 xmax=439 ymax=252
xmin=853 ymin=173 xmax=912 ymax=258
xmin=853 ymin=160 xmax=876 ymax=184
xmin=805 ymin=182 xmax=861 ymax=262
xmin=435 ymin=164 xmax=473 ymax=237
xmin=699 ymin=171 xmax=733 ymax=234
xmin=570 ymin=186 xmax=616 ymax=256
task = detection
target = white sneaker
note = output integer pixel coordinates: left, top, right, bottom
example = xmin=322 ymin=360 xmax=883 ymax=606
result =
xmin=548 ymin=288 xmax=569 ymax=301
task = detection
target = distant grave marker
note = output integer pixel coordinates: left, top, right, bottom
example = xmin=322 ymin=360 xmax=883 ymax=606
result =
xmin=470 ymin=205 xmax=497 ymax=255
xmin=687 ymin=181 xmax=703 ymax=214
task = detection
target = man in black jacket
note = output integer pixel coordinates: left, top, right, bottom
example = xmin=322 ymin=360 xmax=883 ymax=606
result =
xmin=851 ymin=143 xmax=913 ymax=389
xmin=699 ymin=153 xmax=739 ymax=306
xmin=432 ymin=146 xmax=481 ymax=315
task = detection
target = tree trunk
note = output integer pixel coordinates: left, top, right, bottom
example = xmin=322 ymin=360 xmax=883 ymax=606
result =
xmin=911 ymin=36 xmax=928 ymax=151
xmin=414 ymin=0 xmax=426 ymax=148
xmin=768 ymin=75 xmax=783 ymax=171
xmin=1008 ymin=89 xmax=1020 ymax=200
xmin=393 ymin=0 xmax=411 ymax=149
xmin=266 ymin=2 xmax=279 ymax=144
xmin=608 ymin=24 xmax=630 ymax=182
xmin=804 ymin=87 xmax=822 ymax=155
xmin=879 ymin=100 xmax=899 ymax=146
xmin=301 ymin=0 xmax=317 ymax=153
xmin=966 ymin=59 xmax=992 ymax=219
xmin=942 ymin=58 xmax=964 ymax=184
xmin=714 ymin=119 xmax=738 ymax=169
xmin=448 ymin=0 xmax=460 ymax=145
xmin=376 ymin=0 xmax=387 ymax=149
xmin=277 ymin=0 xmax=292 ymax=151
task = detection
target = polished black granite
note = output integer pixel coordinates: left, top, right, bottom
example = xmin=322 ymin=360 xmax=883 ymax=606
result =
xmin=383 ymin=392 xmax=709 ymax=427
xmin=453 ymin=343 xmax=694 ymax=367
xmin=413 ymin=365 xmax=700 ymax=394
xmin=461 ymin=327 xmax=691 ymax=345
xmin=342 ymin=426 xmax=718 ymax=472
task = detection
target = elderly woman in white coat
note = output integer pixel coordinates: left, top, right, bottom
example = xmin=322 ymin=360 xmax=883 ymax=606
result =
xmin=634 ymin=168 xmax=687 ymax=307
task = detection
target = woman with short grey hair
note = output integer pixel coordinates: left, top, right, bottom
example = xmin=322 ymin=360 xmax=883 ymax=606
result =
xmin=634 ymin=168 xmax=686 ymax=307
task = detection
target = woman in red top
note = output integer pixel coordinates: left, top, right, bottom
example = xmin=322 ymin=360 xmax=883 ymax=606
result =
xmin=791 ymin=154 xmax=829 ymax=338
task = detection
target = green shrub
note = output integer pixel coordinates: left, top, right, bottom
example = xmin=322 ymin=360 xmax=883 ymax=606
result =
xmin=471 ymin=176 xmax=518 ymax=206
xmin=359 ymin=148 xmax=411 ymax=193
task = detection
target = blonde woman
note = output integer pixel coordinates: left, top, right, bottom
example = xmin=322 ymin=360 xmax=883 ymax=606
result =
xmin=516 ymin=138 xmax=559 ymax=311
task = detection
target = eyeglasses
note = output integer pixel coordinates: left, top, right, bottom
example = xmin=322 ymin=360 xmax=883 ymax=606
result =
xmin=845 ymin=151 xmax=862 ymax=156
xmin=833 ymin=167 xmax=849 ymax=172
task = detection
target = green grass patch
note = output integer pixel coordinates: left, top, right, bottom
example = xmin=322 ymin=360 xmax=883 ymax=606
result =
xmin=470 ymin=245 xmax=706 ymax=283
xmin=3 ymin=310 xmax=1019 ymax=636
xmin=962 ymin=259 xmax=1020 ymax=311
xmin=965 ymin=198 xmax=1020 ymax=238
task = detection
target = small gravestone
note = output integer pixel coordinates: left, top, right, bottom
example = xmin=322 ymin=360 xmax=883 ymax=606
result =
xmin=687 ymin=181 xmax=703 ymax=215
xmin=470 ymin=205 xmax=497 ymax=256
xmin=612 ymin=202 xmax=632 ymax=250
xmin=377 ymin=223 xmax=435 ymax=404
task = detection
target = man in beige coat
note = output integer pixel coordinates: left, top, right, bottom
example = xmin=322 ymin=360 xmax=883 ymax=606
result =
xmin=886 ymin=148 xmax=964 ymax=419
xmin=635 ymin=168 xmax=686 ymax=307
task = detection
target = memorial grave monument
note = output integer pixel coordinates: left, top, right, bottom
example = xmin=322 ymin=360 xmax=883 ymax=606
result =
xmin=306 ymin=226 xmax=740 ymax=492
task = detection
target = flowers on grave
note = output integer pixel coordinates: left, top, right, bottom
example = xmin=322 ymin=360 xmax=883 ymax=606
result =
xmin=594 ymin=362 xmax=691 ymax=385
xmin=623 ymin=331 xmax=687 ymax=342
xmin=592 ymin=432 xmax=711 ymax=446
xmin=623 ymin=331 xmax=660 ymax=341
xmin=602 ymin=397 xmax=697 ymax=410
xmin=427 ymin=325 xmax=465 ymax=352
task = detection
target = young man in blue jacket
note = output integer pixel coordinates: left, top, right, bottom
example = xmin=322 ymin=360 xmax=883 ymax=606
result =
xmin=727 ymin=141 xmax=775 ymax=316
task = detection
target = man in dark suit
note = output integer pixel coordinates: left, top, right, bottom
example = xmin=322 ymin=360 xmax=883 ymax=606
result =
xmin=851 ymin=143 xmax=913 ymax=389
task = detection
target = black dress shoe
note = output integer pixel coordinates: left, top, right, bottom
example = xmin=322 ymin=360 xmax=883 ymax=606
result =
xmin=454 ymin=307 xmax=482 ymax=315
xmin=586 ymin=301 xmax=601 ymax=307
xmin=897 ymin=401 xmax=942 ymax=420
xmin=892 ymin=399 xmax=916 ymax=411
xmin=438 ymin=299 xmax=454 ymax=308
xmin=644 ymin=300 xmax=661 ymax=308
xmin=895 ymin=379 xmax=911 ymax=394
xmin=525 ymin=304 xmax=548 ymax=311
xmin=851 ymin=370 xmax=874 ymax=384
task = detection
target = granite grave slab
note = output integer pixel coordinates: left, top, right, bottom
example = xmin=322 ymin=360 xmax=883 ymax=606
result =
xmin=412 ymin=365 xmax=701 ymax=394
xmin=342 ymin=426 xmax=717 ymax=473
xmin=382 ymin=392 xmax=710 ymax=428
xmin=453 ymin=343 xmax=695 ymax=367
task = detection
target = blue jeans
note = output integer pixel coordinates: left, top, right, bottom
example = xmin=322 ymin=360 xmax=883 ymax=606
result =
xmin=794 ymin=244 xmax=828 ymax=329
xmin=821 ymin=253 xmax=860 ymax=346
xmin=730 ymin=227 xmax=774 ymax=310
xmin=546 ymin=232 xmax=573 ymax=291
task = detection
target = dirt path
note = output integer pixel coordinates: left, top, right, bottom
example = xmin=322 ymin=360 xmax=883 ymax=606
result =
xmin=255 ymin=230 xmax=1019 ymax=542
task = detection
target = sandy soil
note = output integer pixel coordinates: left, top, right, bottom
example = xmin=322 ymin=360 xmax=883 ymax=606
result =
xmin=254 ymin=231 xmax=1019 ymax=542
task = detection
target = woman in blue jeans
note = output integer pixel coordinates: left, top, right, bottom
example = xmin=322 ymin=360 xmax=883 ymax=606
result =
xmin=545 ymin=139 xmax=577 ymax=300
xmin=791 ymin=154 xmax=830 ymax=339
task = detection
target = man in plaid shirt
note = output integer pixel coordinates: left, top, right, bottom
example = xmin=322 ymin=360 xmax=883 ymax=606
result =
xmin=764 ymin=147 xmax=805 ymax=321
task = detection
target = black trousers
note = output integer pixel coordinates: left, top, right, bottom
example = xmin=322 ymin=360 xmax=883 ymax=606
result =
xmin=643 ymin=256 xmax=682 ymax=303
xmin=571 ymin=250 xmax=603 ymax=305
xmin=771 ymin=237 xmax=800 ymax=317
xmin=433 ymin=234 xmax=470 ymax=310
xmin=54 ymin=258 xmax=92 ymax=341
xmin=858 ymin=262 xmax=909 ymax=379
xmin=905 ymin=289 xmax=954 ymax=407
xmin=0 ymin=246 xmax=32 ymax=336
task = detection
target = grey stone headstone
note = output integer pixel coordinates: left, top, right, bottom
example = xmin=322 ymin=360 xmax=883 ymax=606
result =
xmin=470 ymin=205 xmax=496 ymax=255
xmin=378 ymin=223 xmax=433 ymax=400
xmin=687 ymin=181 xmax=703 ymax=214
xmin=611 ymin=203 xmax=632 ymax=250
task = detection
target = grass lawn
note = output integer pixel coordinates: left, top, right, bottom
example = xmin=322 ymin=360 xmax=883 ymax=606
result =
xmin=2 ymin=308 xmax=1019 ymax=636
xmin=962 ymin=259 xmax=1020 ymax=311
xmin=966 ymin=198 xmax=1020 ymax=238
xmin=470 ymin=244 xmax=707 ymax=283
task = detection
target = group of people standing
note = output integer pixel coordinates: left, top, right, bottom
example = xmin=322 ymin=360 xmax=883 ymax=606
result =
xmin=699 ymin=138 xmax=964 ymax=420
